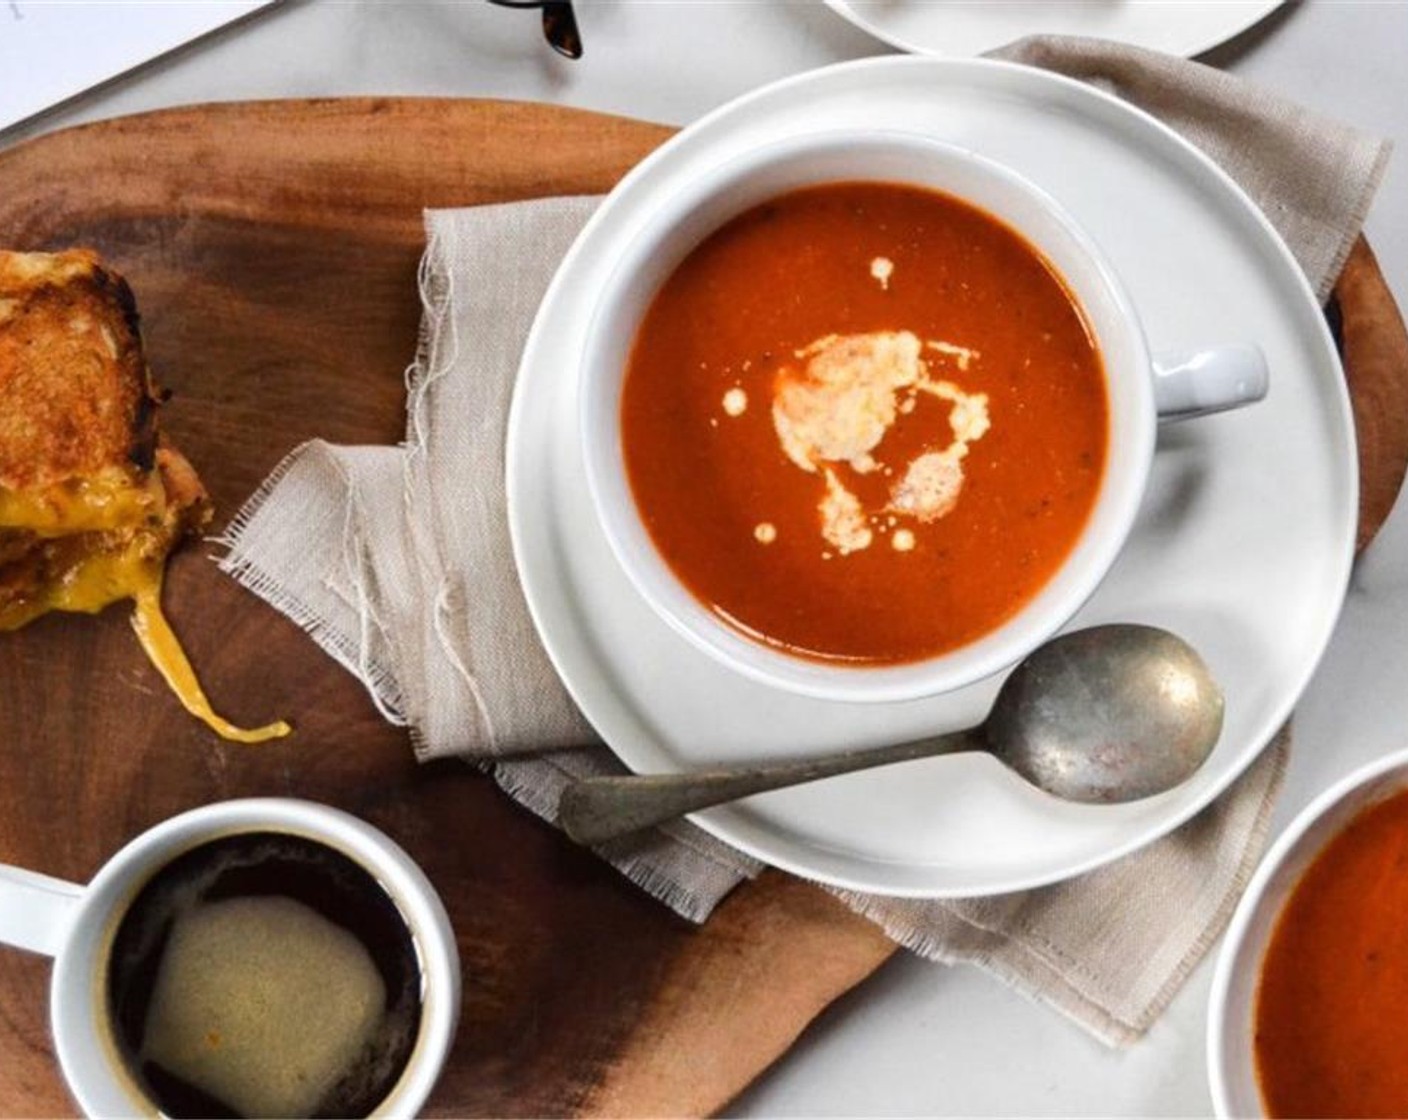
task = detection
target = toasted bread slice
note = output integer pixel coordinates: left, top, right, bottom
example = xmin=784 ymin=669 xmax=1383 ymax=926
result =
xmin=0 ymin=250 xmax=155 ymax=494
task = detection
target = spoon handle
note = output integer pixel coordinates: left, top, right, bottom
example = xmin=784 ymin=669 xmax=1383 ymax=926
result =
xmin=559 ymin=729 xmax=983 ymax=846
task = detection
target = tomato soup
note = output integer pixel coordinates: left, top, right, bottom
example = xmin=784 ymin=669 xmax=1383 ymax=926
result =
xmin=620 ymin=182 xmax=1107 ymax=664
xmin=1255 ymin=788 xmax=1408 ymax=1118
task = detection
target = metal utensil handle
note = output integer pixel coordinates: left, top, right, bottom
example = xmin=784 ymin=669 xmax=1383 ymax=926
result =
xmin=559 ymin=729 xmax=982 ymax=846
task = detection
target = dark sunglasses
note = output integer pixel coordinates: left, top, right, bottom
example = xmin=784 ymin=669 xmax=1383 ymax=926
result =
xmin=486 ymin=0 xmax=583 ymax=60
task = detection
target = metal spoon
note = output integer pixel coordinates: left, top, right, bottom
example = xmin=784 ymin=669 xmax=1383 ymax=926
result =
xmin=559 ymin=624 xmax=1223 ymax=846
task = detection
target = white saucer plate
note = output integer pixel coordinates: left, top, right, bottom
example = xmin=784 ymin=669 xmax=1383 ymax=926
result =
xmin=505 ymin=57 xmax=1354 ymax=898
xmin=824 ymin=0 xmax=1284 ymax=59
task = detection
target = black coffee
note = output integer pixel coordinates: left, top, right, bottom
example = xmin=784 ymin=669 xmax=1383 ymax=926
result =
xmin=107 ymin=831 xmax=422 ymax=1119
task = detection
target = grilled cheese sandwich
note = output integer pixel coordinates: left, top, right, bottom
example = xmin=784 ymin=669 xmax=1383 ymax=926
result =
xmin=0 ymin=249 xmax=289 ymax=743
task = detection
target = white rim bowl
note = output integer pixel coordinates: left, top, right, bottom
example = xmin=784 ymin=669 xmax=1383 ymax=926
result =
xmin=1208 ymin=747 xmax=1408 ymax=1117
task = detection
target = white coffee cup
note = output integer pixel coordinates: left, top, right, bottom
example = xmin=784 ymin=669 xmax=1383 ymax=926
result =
xmin=0 ymin=798 xmax=460 ymax=1118
xmin=579 ymin=128 xmax=1268 ymax=703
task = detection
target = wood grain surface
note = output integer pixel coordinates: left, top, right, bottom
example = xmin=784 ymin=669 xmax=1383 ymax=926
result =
xmin=0 ymin=99 xmax=895 ymax=1119
xmin=1335 ymin=238 xmax=1408 ymax=551
xmin=0 ymin=97 xmax=1401 ymax=1118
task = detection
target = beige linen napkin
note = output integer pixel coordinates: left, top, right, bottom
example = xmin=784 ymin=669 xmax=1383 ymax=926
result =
xmin=217 ymin=38 xmax=1389 ymax=1046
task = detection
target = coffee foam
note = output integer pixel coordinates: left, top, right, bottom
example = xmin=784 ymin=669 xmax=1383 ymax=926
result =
xmin=141 ymin=895 xmax=386 ymax=1118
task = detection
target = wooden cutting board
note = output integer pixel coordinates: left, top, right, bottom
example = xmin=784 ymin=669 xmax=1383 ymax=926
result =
xmin=0 ymin=98 xmax=1404 ymax=1117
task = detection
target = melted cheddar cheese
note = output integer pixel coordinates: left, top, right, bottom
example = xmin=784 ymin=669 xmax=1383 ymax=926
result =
xmin=0 ymin=515 xmax=290 ymax=745
xmin=132 ymin=581 xmax=291 ymax=745
xmin=0 ymin=467 xmax=165 ymax=536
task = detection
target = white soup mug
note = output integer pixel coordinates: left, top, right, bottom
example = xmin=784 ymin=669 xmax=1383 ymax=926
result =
xmin=579 ymin=128 xmax=1269 ymax=703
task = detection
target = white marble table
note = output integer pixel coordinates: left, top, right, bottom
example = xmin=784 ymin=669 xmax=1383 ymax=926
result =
xmin=5 ymin=2 xmax=1404 ymax=1114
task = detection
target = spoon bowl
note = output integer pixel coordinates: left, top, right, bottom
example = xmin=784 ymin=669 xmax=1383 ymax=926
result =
xmin=990 ymin=624 xmax=1224 ymax=803
xmin=559 ymin=624 xmax=1223 ymax=846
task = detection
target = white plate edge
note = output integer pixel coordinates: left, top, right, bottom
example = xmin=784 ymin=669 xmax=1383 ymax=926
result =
xmin=821 ymin=0 xmax=1287 ymax=61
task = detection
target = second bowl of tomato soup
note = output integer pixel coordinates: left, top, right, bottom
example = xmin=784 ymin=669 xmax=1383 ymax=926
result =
xmin=1208 ymin=748 xmax=1408 ymax=1118
xmin=579 ymin=131 xmax=1267 ymax=701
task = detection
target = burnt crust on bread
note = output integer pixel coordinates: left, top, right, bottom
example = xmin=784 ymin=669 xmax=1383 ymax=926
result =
xmin=0 ymin=248 xmax=159 ymax=491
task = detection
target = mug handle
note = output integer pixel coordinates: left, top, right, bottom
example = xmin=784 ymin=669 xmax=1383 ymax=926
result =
xmin=1153 ymin=344 xmax=1269 ymax=422
xmin=0 ymin=864 xmax=84 ymax=958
